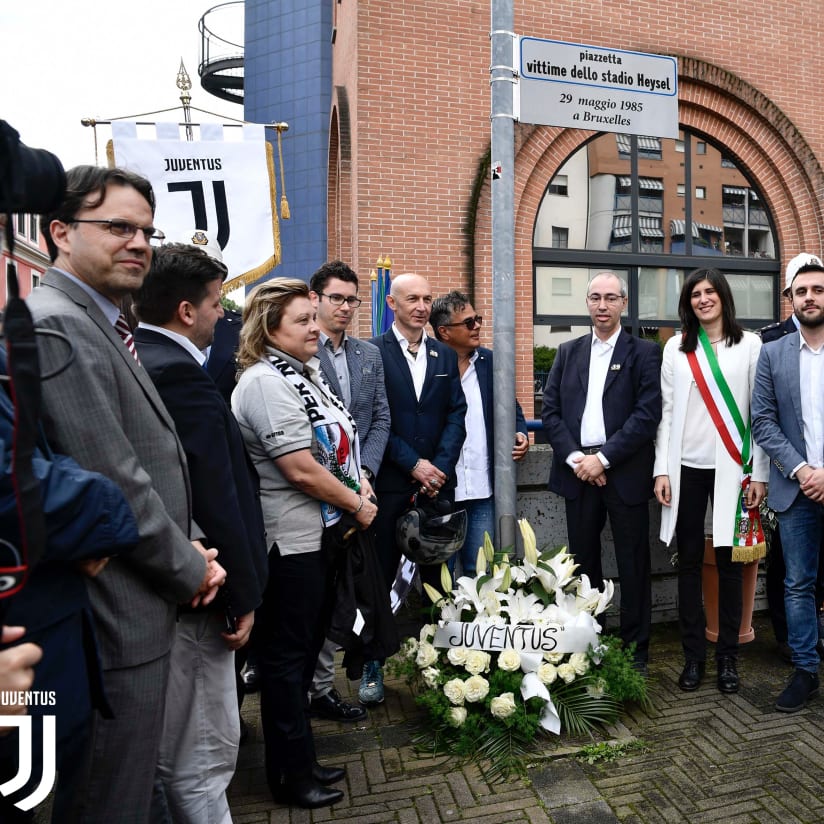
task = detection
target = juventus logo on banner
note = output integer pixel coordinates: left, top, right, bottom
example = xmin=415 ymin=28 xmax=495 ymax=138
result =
xmin=109 ymin=122 xmax=281 ymax=291
xmin=0 ymin=715 xmax=56 ymax=811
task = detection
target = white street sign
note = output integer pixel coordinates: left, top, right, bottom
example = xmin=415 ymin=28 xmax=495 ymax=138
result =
xmin=518 ymin=38 xmax=678 ymax=138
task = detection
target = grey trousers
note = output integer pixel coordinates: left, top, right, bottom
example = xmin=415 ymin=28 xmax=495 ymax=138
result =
xmin=309 ymin=637 xmax=338 ymax=700
xmin=154 ymin=612 xmax=239 ymax=824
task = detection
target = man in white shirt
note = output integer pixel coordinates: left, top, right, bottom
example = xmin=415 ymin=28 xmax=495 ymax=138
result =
xmin=430 ymin=290 xmax=529 ymax=577
xmin=753 ymin=257 xmax=824 ymax=712
xmin=542 ymin=272 xmax=662 ymax=671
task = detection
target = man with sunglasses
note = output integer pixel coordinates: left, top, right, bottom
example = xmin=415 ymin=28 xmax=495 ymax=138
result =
xmin=308 ymin=260 xmax=390 ymax=713
xmin=541 ymin=271 xmax=661 ymax=674
xmin=431 ymin=291 xmax=529 ymax=577
xmin=27 ymin=166 xmax=226 ymax=821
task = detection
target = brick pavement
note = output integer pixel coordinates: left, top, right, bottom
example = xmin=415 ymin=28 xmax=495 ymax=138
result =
xmin=229 ymin=614 xmax=824 ymax=824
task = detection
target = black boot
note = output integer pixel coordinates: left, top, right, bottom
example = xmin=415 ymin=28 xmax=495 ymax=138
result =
xmin=313 ymin=762 xmax=345 ymax=784
xmin=273 ymin=771 xmax=344 ymax=809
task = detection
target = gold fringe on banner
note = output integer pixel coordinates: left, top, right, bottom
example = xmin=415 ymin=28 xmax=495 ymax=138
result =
xmin=277 ymin=126 xmax=290 ymax=220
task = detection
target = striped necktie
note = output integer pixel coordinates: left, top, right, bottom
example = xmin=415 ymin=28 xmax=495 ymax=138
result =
xmin=114 ymin=313 xmax=140 ymax=365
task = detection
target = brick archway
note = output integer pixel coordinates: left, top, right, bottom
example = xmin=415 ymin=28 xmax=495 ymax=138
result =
xmin=472 ymin=58 xmax=824 ymax=406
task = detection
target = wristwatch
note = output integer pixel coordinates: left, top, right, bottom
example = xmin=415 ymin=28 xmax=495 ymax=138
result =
xmin=361 ymin=466 xmax=374 ymax=481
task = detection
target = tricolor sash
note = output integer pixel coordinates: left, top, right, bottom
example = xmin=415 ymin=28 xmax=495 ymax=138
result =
xmin=685 ymin=329 xmax=766 ymax=562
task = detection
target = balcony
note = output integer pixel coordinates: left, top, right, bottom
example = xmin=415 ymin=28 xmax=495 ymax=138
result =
xmin=199 ymin=2 xmax=244 ymax=104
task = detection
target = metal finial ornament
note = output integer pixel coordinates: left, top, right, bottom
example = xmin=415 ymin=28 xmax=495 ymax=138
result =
xmin=177 ymin=59 xmax=193 ymax=140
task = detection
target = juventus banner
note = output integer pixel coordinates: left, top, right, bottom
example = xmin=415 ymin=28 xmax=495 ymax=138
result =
xmin=109 ymin=122 xmax=281 ymax=291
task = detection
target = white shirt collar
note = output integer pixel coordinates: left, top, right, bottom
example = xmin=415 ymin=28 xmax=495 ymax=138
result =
xmin=591 ymin=327 xmax=622 ymax=349
xmin=137 ymin=323 xmax=207 ymax=366
xmin=56 ymin=268 xmax=121 ymax=325
xmin=392 ymin=323 xmax=427 ymax=350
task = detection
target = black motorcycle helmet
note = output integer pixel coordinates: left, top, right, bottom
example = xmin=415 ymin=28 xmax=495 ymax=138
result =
xmin=395 ymin=494 xmax=468 ymax=565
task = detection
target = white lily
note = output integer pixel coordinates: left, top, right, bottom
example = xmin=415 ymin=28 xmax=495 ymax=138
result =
xmin=519 ymin=519 xmax=539 ymax=566
xmin=501 ymin=589 xmax=545 ymax=624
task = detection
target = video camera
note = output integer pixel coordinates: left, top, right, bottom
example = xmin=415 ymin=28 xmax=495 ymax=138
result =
xmin=0 ymin=120 xmax=66 ymax=218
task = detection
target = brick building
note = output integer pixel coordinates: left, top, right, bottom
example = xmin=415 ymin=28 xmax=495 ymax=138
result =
xmin=243 ymin=0 xmax=824 ymax=408
xmin=1 ymin=214 xmax=49 ymax=305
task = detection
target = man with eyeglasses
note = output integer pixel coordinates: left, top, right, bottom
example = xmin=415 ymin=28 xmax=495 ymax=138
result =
xmin=307 ymin=260 xmax=391 ymax=714
xmin=541 ymin=271 xmax=661 ymax=674
xmin=27 ymin=166 xmax=226 ymax=821
xmin=431 ymin=290 xmax=529 ymax=577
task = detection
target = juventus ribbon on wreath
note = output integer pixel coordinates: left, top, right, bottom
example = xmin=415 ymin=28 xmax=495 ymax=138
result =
xmin=685 ymin=328 xmax=766 ymax=562
xmin=109 ymin=121 xmax=281 ymax=291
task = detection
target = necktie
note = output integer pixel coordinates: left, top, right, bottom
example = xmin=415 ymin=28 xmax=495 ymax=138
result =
xmin=114 ymin=313 xmax=140 ymax=365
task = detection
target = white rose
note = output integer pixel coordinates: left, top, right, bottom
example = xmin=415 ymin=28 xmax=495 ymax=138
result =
xmin=490 ymin=692 xmax=516 ymax=719
xmin=464 ymin=650 xmax=491 ymax=675
xmin=569 ymin=652 xmax=590 ymax=675
xmin=447 ymin=706 xmax=468 ymax=727
xmin=419 ymin=624 xmax=437 ymax=643
xmin=497 ymin=648 xmax=522 ymax=672
xmin=447 ymin=647 xmax=469 ymax=666
xmin=442 ymin=678 xmax=466 ymax=705
xmin=537 ymin=662 xmax=558 ymax=685
xmin=416 ymin=641 xmax=439 ymax=668
xmin=557 ymin=662 xmax=576 ymax=683
xmin=403 ymin=638 xmax=419 ymax=660
xmin=544 ymin=651 xmax=564 ymax=664
xmin=421 ymin=666 xmax=440 ymax=688
xmin=586 ymin=677 xmax=607 ymax=699
xmin=463 ymin=675 xmax=490 ymax=703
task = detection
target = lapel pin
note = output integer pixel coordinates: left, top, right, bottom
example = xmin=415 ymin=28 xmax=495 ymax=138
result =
xmin=610 ymin=363 xmax=622 ymax=371
xmin=430 ymin=349 xmax=438 ymax=358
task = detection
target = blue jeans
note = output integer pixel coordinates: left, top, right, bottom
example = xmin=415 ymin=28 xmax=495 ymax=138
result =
xmin=778 ymin=494 xmax=824 ymax=672
xmin=449 ymin=497 xmax=495 ymax=579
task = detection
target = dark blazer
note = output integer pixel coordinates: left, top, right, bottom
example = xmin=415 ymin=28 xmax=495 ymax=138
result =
xmin=315 ymin=335 xmax=390 ymax=479
xmin=541 ymin=330 xmax=662 ymax=505
xmin=759 ymin=315 xmax=797 ymax=345
xmin=206 ymin=308 xmax=242 ymax=406
xmin=134 ymin=328 xmax=268 ymax=617
xmin=370 ymin=331 xmax=467 ymax=493
xmin=27 ymin=270 xmax=207 ymax=670
xmin=473 ymin=347 xmax=528 ymax=483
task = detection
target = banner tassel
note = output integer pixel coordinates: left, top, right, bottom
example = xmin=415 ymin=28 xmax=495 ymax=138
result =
xmin=277 ymin=126 xmax=290 ymax=220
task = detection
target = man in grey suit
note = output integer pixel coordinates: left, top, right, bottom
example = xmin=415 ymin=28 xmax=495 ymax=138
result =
xmin=308 ymin=260 xmax=390 ymax=719
xmin=753 ymin=255 xmax=824 ymax=713
xmin=28 ymin=166 xmax=225 ymax=822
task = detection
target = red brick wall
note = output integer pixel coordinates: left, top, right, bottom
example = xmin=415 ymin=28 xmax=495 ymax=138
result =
xmin=332 ymin=0 xmax=824 ymax=404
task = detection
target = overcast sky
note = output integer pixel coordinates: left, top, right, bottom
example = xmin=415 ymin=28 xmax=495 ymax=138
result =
xmin=2 ymin=1 xmax=243 ymax=170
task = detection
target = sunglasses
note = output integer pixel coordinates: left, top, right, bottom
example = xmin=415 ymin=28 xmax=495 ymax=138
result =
xmin=442 ymin=314 xmax=483 ymax=331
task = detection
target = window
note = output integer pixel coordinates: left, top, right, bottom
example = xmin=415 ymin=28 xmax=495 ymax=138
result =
xmin=28 ymin=215 xmax=38 ymax=243
xmin=551 ymin=226 xmax=568 ymax=249
xmin=533 ymin=129 xmax=779 ymax=345
xmin=546 ymin=174 xmax=568 ymax=196
xmin=15 ymin=214 xmax=25 ymax=236
xmin=31 ymin=272 xmax=41 ymax=290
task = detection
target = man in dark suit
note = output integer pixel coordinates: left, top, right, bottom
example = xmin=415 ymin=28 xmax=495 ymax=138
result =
xmin=542 ymin=272 xmax=661 ymax=669
xmin=369 ymin=273 xmax=466 ymax=701
xmin=307 ymin=260 xmax=390 ymax=719
xmin=27 ymin=166 xmax=225 ymax=822
xmin=753 ymin=256 xmax=824 ymax=712
xmin=133 ymin=238 xmax=268 ymax=819
xmin=206 ymin=306 xmax=242 ymax=406
xmin=430 ymin=290 xmax=529 ymax=577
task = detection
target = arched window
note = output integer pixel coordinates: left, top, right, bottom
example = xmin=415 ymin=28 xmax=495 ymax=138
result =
xmin=532 ymin=130 xmax=780 ymax=351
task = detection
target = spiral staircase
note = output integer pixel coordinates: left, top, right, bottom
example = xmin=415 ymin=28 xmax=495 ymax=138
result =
xmin=198 ymin=2 xmax=244 ymax=104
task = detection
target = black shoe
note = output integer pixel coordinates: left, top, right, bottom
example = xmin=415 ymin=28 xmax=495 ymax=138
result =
xmin=716 ymin=656 xmax=739 ymax=694
xmin=775 ymin=669 xmax=820 ymax=713
xmin=678 ymin=660 xmax=705 ymax=691
xmin=312 ymin=762 xmax=345 ymax=785
xmin=276 ymin=775 xmax=343 ymax=809
xmin=242 ymin=664 xmax=260 ymax=694
xmin=310 ymin=688 xmax=367 ymax=722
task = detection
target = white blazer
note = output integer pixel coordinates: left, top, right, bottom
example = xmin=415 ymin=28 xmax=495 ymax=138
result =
xmin=654 ymin=330 xmax=769 ymax=546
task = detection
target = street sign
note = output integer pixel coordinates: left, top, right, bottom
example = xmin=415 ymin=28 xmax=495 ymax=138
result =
xmin=517 ymin=38 xmax=678 ymax=138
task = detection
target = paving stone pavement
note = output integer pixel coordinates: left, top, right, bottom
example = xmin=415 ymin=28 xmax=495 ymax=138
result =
xmin=228 ymin=613 xmax=824 ymax=824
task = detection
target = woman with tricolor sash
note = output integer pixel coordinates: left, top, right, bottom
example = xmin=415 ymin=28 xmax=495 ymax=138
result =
xmin=654 ymin=268 xmax=769 ymax=695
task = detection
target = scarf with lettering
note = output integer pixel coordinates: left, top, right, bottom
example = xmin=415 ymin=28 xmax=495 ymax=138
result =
xmin=264 ymin=351 xmax=361 ymax=528
xmin=685 ymin=329 xmax=766 ymax=562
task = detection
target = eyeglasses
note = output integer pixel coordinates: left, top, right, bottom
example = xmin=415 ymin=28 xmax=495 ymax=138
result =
xmin=586 ymin=293 xmax=624 ymax=305
xmin=319 ymin=292 xmax=362 ymax=308
xmin=70 ymin=219 xmax=165 ymax=243
xmin=443 ymin=314 xmax=483 ymax=331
